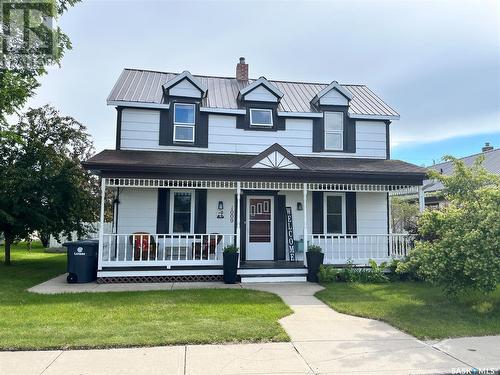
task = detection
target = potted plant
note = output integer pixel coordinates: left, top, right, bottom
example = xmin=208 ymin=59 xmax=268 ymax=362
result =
xmin=223 ymin=244 xmax=239 ymax=284
xmin=306 ymin=244 xmax=324 ymax=282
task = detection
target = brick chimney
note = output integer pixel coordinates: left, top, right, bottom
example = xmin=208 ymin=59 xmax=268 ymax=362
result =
xmin=236 ymin=57 xmax=248 ymax=81
xmin=482 ymin=142 xmax=494 ymax=152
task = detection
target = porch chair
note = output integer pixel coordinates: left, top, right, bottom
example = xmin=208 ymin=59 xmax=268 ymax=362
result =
xmin=192 ymin=234 xmax=223 ymax=260
xmin=129 ymin=232 xmax=156 ymax=261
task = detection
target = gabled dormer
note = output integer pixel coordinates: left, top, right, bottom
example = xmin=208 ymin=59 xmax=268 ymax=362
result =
xmin=162 ymin=70 xmax=207 ymax=99
xmin=236 ymin=77 xmax=285 ymax=131
xmin=310 ymin=81 xmax=356 ymax=154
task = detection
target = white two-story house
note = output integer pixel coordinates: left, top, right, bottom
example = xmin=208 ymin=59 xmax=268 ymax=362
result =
xmin=84 ymin=58 xmax=426 ymax=283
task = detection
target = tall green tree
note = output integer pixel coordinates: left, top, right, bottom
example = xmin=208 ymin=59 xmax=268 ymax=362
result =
xmin=401 ymin=157 xmax=500 ymax=296
xmin=0 ymin=0 xmax=79 ymax=125
xmin=0 ymin=105 xmax=98 ymax=265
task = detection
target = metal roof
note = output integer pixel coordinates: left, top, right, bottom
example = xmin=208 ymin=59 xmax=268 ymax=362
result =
xmin=107 ymin=68 xmax=400 ymax=119
xmin=424 ymin=148 xmax=500 ymax=193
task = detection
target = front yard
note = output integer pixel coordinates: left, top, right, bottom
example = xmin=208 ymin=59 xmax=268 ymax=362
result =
xmin=316 ymin=282 xmax=500 ymax=340
xmin=0 ymin=242 xmax=291 ymax=350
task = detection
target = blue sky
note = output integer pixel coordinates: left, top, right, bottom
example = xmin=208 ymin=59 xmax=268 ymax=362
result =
xmin=24 ymin=0 xmax=500 ymax=166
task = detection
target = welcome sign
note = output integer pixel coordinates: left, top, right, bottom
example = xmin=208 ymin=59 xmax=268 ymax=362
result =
xmin=285 ymin=207 xmax=295 ymax=261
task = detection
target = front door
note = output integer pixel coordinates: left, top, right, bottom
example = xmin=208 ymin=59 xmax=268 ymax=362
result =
xmin=246 ymin=196 xmax=274 ymax=260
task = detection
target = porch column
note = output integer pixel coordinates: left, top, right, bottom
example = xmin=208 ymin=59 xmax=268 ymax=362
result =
xmin=303 ymin=183 xmax=308 ymax=266
xmin=97 ymin=177 xmax=106 ymax=271
xmin=236 ymin=181 xmax=241 ymax=267
xmin=418 ymin=186 xmax=425 ymax=213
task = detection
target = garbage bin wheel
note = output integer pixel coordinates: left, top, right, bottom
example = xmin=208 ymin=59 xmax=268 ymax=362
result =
xmin=67 ymin=273 xmax=78 ymax=284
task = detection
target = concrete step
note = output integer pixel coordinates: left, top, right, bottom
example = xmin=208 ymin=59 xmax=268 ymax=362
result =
xmin=238 ymin=268 xmax=307 ymax=276
xmin=240 ymin=273 xmax=307 ymax=283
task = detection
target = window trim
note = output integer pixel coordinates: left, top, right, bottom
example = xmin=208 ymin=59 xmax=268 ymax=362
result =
xmin=324 ymin=111 xmax=344 ymax=151
xmin=249 ymin=108 xmax=273 ymax=127
xmin=173 ymin=103 xmax=196 ymax=143
xmin=323 ymin=193 xmax=346 ymax=234
xmin=169 ymin=189 xmax=195 ymax=234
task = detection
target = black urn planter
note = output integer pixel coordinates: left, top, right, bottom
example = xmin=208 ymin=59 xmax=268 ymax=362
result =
xmin=223 ymin=252 xmax=239 ymax=284
xmin=306 ymin=252 xmax=324 ymax=282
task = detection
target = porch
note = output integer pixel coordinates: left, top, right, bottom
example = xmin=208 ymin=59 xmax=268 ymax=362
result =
xmin=96 ymin=178 xmax=422 ymax=282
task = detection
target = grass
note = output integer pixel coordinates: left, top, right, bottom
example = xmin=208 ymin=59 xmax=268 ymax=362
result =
xmin=316 ymin=282 xmax=500 ymax=340
xmin=0 ymin=242 xmax=292 ymax=350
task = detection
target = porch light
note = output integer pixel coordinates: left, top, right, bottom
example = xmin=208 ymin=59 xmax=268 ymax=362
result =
xmin=218 ymin=201 xmax=224 ymax=210
xmin=297 ymin=202 xmax=303 ymax=211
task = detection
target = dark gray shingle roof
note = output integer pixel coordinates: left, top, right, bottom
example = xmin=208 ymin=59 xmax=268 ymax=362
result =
xmin=107 ymin=68 xmax=399 ymax=118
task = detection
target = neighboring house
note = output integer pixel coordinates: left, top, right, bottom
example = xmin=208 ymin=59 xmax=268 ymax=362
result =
xmin=83 ymin=58 xmax=426 ymax=283
xmin=424 ymin=143 xmax=499 ymax=208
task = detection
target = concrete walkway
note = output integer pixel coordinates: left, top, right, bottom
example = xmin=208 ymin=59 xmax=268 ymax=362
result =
xmin=2 ymin=279 xmax=498 ymax=374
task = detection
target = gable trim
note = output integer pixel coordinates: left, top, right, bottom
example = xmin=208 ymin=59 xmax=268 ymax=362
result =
xmin=238 ymin=77 xmax=284 ymax=101
xmin=311 ymin=81 xmax=354 ymax=106
xmin=162 ymin=71 xmax=207 ymax=96
xmin=241 ymin=143 xmax=311 ymax=170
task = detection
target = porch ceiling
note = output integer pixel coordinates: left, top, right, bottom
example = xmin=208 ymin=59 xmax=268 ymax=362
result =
xmin=83 ymin=149 xmax=426 ymax=185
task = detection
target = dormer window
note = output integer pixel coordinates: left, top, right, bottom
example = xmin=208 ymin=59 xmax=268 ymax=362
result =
xmin=250 ymin=109 xmax=273 ymax=127
xmin=324 ymin=112 xmax=344 ymax=151
xmin=173 ymin=103 xmax=195 ymax=142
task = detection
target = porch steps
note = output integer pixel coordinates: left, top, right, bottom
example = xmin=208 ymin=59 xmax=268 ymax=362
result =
xmin=238 ymin=267 xmax=308 ymax=283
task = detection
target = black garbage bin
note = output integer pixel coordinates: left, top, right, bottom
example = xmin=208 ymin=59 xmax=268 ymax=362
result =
xmin=63 ymin=240 xmax=99 ymax=283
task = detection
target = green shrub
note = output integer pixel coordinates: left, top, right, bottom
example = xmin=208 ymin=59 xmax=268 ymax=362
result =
xmin=307 ymin=244 xmax=322 ymax=253
xmin=318 ymin=260 xmax=389 ymax=284
xmin=318 ymin=264 xmax=338 ymax=283
xmin=223 ymin=244 xmax=239 ymax=253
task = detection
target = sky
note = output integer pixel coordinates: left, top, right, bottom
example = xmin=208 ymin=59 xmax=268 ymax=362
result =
xmin=24 ymin=0 xmax=500 ymax=166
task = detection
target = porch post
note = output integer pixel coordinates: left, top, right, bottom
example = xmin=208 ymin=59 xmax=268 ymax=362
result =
xmin=418 ymin=186 xmax=425 ymax=213
xmin=236 ymin=181 xmax=241 ymax=267
xmin=303 ymin=183 xmax=308 ymax=266
xmin=97 ymin=177 xmax=106 ymax=271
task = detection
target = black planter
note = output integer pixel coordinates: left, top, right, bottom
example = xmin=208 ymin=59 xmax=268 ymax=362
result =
xmin=306 ymin=252 xmax=324 ymax=282
xmin=223 ymin=252 xmax=239 ymax=284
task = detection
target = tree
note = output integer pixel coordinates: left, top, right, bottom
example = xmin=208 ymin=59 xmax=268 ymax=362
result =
xmin=0 ymin=105 xmax=99 ymax=265
xmin=0 ymin=0 xmax=79 ymax=124
xmin=401 ymin=157 xmax=500 ymax=296
xmin=390 ymin=197 xmax=419 ymax=233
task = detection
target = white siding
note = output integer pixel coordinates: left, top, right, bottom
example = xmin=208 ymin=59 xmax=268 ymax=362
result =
xmin=117 ymin=188 xmax=157 ymax=234
xmin=168 ymin=79 xmax=202 ymax=98
xmin=206 ymin=190 xmax=235 ymax=235
xmin=356 ymin=192 xmax=388 ymax=234
xmin=285 ymin=191 xmax=313 ymax=239
xmin=319 ymin=89 xmax=349 ymax=106
xmin=120 ymin=108 xmax=160 ymax=150
xmin=119 ymin=110 xmax=387 ymax=159
xmin=244 ymin=85 xmax=278 ymax=102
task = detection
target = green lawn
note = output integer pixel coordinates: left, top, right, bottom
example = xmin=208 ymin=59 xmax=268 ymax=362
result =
xmin=316 ymin=282 xmax=500 ymax=340
xmin=0 ymin=242 xmax=291 ymax=350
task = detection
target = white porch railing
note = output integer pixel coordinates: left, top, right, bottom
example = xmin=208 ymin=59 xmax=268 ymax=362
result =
xmin=101 ymin=233 xmax=236 ymax=268
xmin=305 ymin=234 xmax=414 ymax=265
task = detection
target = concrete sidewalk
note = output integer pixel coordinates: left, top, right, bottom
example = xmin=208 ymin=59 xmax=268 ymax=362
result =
xmin=2 ymin=280 xmax=499 ymax=374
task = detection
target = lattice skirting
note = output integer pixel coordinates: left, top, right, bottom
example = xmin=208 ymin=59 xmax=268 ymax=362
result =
xmin=97 ymin=274 xmax=224 ymax=284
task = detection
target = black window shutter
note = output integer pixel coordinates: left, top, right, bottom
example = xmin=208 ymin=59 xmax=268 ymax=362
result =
xmin=156 ymin=188 xmax=170 ymax=233
xmin=274 ymin=195 xmax=286 ymax=260
xmin=194 ymin=189 xmax=207 ymax=234
xmin=345 ymin=192 xmax=357 ymax=234
xmin=345 ymin=118 xmax=356 ymax=153
xmin=312 ymin=118 xmax=324 ymax=152
xmin=158 ymin=109 xmax=173 ymax=146
xmin=312 ymin=191 xmax=324 ymax=234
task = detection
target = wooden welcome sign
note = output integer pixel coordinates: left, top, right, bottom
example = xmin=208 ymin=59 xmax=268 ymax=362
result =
xmin=285 ymin=207 xmax=295 ymax=261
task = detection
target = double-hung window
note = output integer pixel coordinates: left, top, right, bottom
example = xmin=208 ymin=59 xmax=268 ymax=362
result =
xmin=324 ymin=193 xmax=345 ymax=234
xmin=324 ymin=112 xmax=344 ymax=151
xmin=173 ymin=103 xmax=195 ymax=142
xmin=250 ymin=109 xmax=273 ymax=127
xmin=170 ymin=190 xmax=194 ymax=233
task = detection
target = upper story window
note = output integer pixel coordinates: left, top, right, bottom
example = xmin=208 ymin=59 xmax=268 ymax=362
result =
xmin=324 ymin=112 xmax=344 ymax=151
xmin=250 ymin=109 xmax=273 ymax=127
xmin=173 ymin=103 xmax=195 ymax=142
xmin=170 ymin=190 xmax=194 ymax=233
xmin=324 ymin=193 xmax=345 ymax=234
